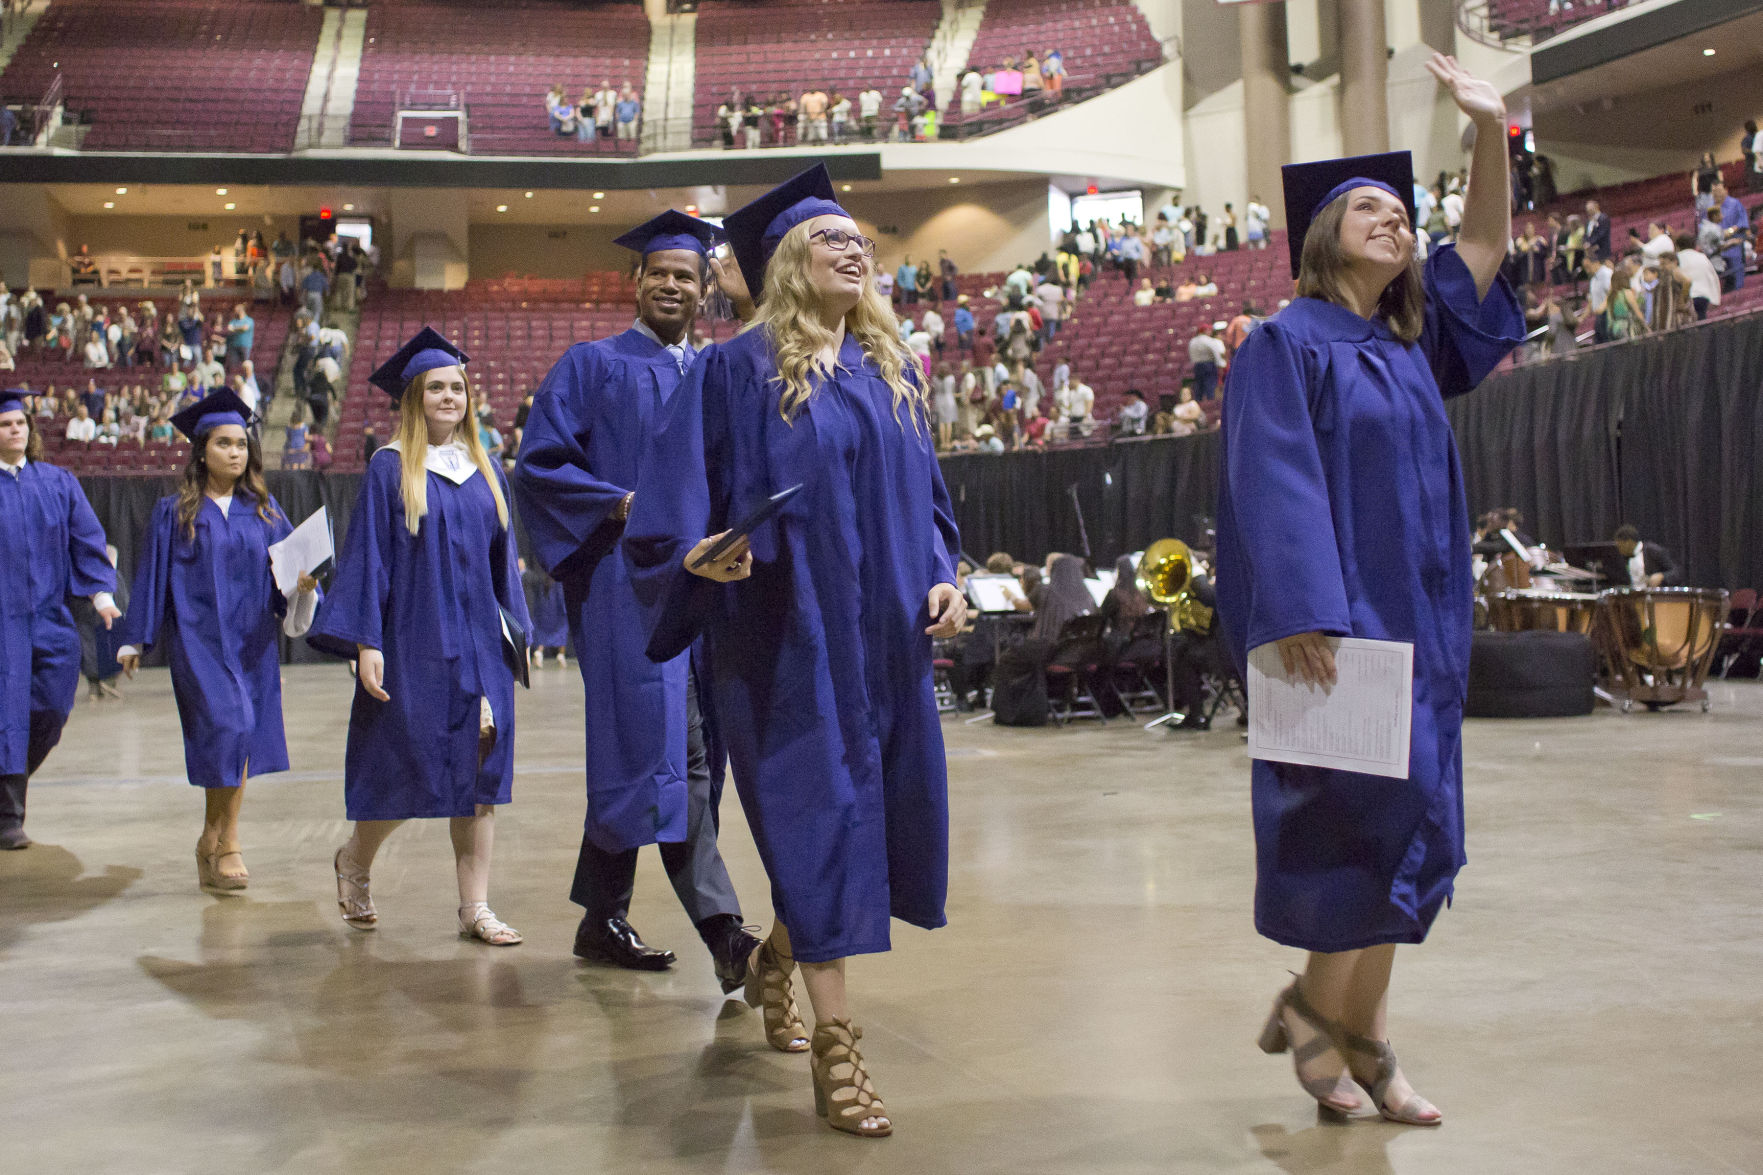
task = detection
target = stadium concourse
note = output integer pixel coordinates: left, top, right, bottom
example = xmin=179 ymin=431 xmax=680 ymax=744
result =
xmin=1 ymin=1 xmax=1762 ymax=1172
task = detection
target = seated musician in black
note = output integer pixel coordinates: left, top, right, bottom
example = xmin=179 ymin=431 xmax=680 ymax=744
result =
xmin=1610 ymin=524 xmax=1681 ymax=588
xmin=991 ymin=554 xmax=1099 ymax=725
xmin=1166 ymin=571 xmax=1230 ymax=730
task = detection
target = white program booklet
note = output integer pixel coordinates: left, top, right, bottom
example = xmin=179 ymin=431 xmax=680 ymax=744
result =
xmin=1246 ymin=636 xmax=1414 ymax=779
xmin=267 ymin=506 xmax=334 ymax=594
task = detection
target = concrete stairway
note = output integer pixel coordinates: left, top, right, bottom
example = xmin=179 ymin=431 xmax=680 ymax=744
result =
xmin=928 ymin=0 xmax=986 ymax=112
xmin=297 ymin=7 xmax=366 ymax=149
xmin=640 ymin=12 xmax=695 ymax=154
xmin=0 ymin=0 xmax=48 ymax=76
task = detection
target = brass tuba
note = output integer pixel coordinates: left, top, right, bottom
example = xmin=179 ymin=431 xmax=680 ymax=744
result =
xmin=1136 ymin=539 xmax=1215 ymax=633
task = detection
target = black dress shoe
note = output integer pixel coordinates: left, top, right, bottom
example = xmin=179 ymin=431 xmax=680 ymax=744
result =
xmin=0 ymin=825 xmax=30 ymax=851
xmin=573 ymin=915 xmax=675 ymax=971
xmin=699 ymin=915 xmax=762 ymax=995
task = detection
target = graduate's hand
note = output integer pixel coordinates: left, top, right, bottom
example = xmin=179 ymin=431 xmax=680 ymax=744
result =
xmin=357 ymin=646 xmax=390 ymax=701
xmin=685 ymin=532 xmax=752 ymax=582
xmin=926 ymin=582 xmax=967 ymax=637
xmin=1425 ymin=52 xmax=1505 ymax=126
xmin=296 ymin=572 xmax=319 ymax=595
xmin=96 ymin=601 xmax=121 ymax=629
xmin=1276 ymin=631 xmax=1337 ymax=687
xmin=119 ymin=653 xmax=139 ymax=678
xmin=708 ymin=253 xmax=756 ymax=322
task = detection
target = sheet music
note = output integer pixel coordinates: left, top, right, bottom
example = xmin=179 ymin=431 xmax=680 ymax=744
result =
xmin=267 ymin=507 xmax=333 ymax=595
xmin=966 ymin=574 xmax=1023 ymax=613
xmin=1246 ymin=637 xmax=1413 ymax=779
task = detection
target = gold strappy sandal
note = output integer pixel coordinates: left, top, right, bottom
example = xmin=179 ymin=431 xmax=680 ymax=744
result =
xmin=333 ymin=845 xmax=377 ymax=930
xmin=810 ymin=1019 xmax=891 ymax=1138
xmin=458 ymin=903 xmax=523 ymax=946
xmin=743 ymin=940 xmax=809 ymax=1053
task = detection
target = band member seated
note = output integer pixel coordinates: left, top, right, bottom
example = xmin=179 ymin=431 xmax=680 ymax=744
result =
xmin=1608 ymin=524 xmax=1681 ymax=588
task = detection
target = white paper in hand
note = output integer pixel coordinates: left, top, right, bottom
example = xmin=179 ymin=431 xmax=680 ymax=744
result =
xmin=268 ymin=506 xmax=334 ymax=594
xmin=1246 ymin=637 xmax=1413 ymax=779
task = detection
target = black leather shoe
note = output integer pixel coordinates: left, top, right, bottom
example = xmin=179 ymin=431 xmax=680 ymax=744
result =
xmin=573 ymin=915 xmax=675 ymax=970
xmin=0 ymin=826 xmax=29 ymax=851
xmin=699 ymin=915 xmax=762 ymax=994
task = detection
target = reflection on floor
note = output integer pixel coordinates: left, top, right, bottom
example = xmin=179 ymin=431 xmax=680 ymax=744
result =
xmin=3 ymin=664 xmax=1760 ymax=1173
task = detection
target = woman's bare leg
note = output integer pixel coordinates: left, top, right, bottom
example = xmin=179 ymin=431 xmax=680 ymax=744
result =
xmin=449 ymin=804 xmax=495 ymax=907
xmin=345 ymin=818 xmax=404 ymax=869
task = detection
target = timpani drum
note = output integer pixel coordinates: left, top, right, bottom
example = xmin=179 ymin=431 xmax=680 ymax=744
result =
xmin=1592 ymin=587 xmax=1730 ymax=712
xmin=1490 ymin=590 xmax=1600 ymax=635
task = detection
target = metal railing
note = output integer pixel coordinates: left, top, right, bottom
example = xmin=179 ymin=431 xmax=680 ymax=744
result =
xmin=1457 ymin=0 xmax=1633 ymax=49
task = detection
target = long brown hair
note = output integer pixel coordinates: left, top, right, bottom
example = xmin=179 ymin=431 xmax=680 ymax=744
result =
xmin=391 ymin=368 xmax=508 ymax=536
xmin=21 ymin=411 xmax=44 ymax=463
xmin=176 ymin=427 xmax=278 ymax=542
xmin=746 ymin=221 xmax=930 ymax=428
xmin=1295 ymin=194 xmax=1425 ymax=343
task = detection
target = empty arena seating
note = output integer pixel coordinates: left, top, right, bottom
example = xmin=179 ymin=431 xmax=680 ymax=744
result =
xmin=1480 ymin=0 xmax=1631 ymax=44
xmin=350 ymin=1 xmax=648 ymax=155
xmin=692 ymin=0 xmax=940 ymax=146
xmin=0 ymin=0 xmax=325 ymax=153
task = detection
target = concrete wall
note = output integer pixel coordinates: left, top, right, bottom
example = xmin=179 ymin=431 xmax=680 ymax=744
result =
xmin=843 ymin=179 xmax=1052 ymax=276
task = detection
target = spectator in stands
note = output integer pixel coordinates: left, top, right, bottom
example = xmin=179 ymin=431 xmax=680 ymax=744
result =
xmin=194 ymin=347 xmax=225 ymax=390
xmin=1637 ymin=221 xmax=1674 ymax=262
xmin=920 ymin=302 xmax=945 ymax=356
xmin=361 ymin=422 xmax=380 ymax=462
xmin=893 ymin=87 xmax=925 ymax=140
xmin=0 ymin=338 xmax=12 ymax=374
xmin=1604 ymin=258 xmax=1647 ymax=340
xmin=1133 ymin=278 xmax=1157 ymax=307
xmin=299 ymin=259 xmax=328 ymax=324
xmin=0 ymin=104 xmax=15 ymax=147
xmin=230 ymin=372 xmax=260 ymax=422
xmin=1021 ymin=52 xmax=1044 ymax=95
xmin=593 ymin=81 xmax=619 ymax=140
xmin=1194 ymin=272 xmax=1219 ymax=298
xmin=1583 ymin=199 xmax=1611 ymax=261
xmin=1042 ymin=48 xmax=1064 ymax=97
xmin=332 ymin=244 xmax=359 ymax=312
xmin=1056 ymin=372 xmax=1095 ymax=437
xmin=829 ymin=90 xmax=851 ymax=144
xmin=1675 ymin=231 xmax=1720 ymax=319
xmin=716 ymin=97 xmax=739 ymax=148
xmin=1034 ymin=275 xmax=1064 ymax=341
xmin=959 ymin=67 xmax=983 ymax=116
xmin=953 ymin=295 xmax=974 ymax=352
xmin=283 ymin=412 xmax=310 ymax=471
xmin=1711 ymin=180 xmax=1750 ymax=290
xmin=616 ymin=88 xmax=641 ymax=141
xmin=1693 ymin=151 xmax=1722 ymax=214
xmin=65 ymin=402 xmax=97 ymax=443
xmin=1622 ymin=227 xmax=1646 ymax=259
xmin=224 ymin=304 xmax=255 ymax=366
xmin=1188 ymin=322 xmax=1225 ymax=401
xmin=547 ymin=85 xmax=569 ymax=134
xmin=910 ymin=56 xmax=932 ymax=94
xmin=1224 ymin=302 xmax=1258 ymax=361
xmin=1649 ymin=252 xmax=1695 ymax=332
xmin=1117 ymin=388 xmax=1149 ymax=436
xmin=1117 ymin=225 xmax=1145 ymax=286
xmin=858 ymin=85 xmax=884 ymax=140
xmin=794 ymin=84 xmax=828 ymax=143
xmin=896 ymin=256 xmax=920 ymax=306
xmin=1245 ymin=196 xmax=1271 ymax=249
xmin=82 ymin=327 xmax=109 ymax=369
xmin=309 ymin=430 xmax=332 ymax=471
xmin=1744 ymin=120 xmax=1761 ymax=192
xmin=1169 ymin=386 xmax=1205 ymax=436
xmin=70 ymin=245 xmax=99 ymax=286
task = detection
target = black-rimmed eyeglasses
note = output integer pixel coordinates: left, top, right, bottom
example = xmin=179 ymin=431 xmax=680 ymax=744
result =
xmin=809 ymin=228 xmax=876 ymax=258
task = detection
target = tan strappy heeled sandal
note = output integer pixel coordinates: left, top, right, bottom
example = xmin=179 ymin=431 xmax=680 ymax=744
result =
xmin=743 ymin=940 xmax=809 ymax=1053
xmin=212 ymin=844 xmax=249 ymax=889
xmin=333 ymin=845 xmax=377 ymax=929
xmin=1342 ymin=1032 xmax=1442 ymax=1126
xmin=810 ymin=1019 xmax=891 ymax=1138
xmin=1257 ymin=978 xmax=1363 ymax=1114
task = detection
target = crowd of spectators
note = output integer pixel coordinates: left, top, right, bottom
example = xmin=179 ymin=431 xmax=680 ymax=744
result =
xmin=545 ymin=81 xmax=642 ymax=142
xmin=714 ymin=80 xmax=923 ymax=147
xmin=956 ymin=49 xmax=1067 ymax=118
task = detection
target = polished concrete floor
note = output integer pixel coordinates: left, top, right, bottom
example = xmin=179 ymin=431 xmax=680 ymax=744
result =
xmin=3 ymin=662 xmax=1760 ymax=1174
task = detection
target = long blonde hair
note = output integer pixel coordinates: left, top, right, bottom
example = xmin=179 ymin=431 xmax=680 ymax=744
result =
xmin=745 ymin=221 xmax=930 ymax=428
xmin=1295 ymin=194 xmax=1425 ymax=343
xmin=392 ymin=369 xmax=509 ymax=536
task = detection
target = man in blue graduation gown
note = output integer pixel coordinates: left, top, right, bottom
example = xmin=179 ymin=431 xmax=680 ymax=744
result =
xmin=0 ymin=390 xmax=120 ymax=848
xmin=513 ymin=211 xmax=759 ymax=987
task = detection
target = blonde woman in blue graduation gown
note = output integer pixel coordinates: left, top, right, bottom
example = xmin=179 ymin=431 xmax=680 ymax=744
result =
xmin=626 ymin=166 xmax=967 ymax=1138
xmin=308 ymin=328 xmax=531 ymax=946
xmin=1215 ymin=56 xmax=1524 ymax=1126
xmin=117 ymin=388 xmax=320 ymax=890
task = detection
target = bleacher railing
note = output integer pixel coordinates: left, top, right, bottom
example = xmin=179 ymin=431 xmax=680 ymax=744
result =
xmin=1457 ymin=0 xmax=1633 ymax=48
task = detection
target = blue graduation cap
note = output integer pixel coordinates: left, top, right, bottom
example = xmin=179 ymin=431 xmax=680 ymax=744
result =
xmin=612 ymin=210 xmax=721 ymax=260
xmin=723 ymin=164 xmax=848 ymax=301
xmin=170 ymin=386 xmax=253 ymax=441
xmin=368 ymin=326 xmax=470 ymax=402
xmin=1280 ymin=150 xmax=1415 ymax=279
xmin=0 ymin=388 xmax=29 ymax=417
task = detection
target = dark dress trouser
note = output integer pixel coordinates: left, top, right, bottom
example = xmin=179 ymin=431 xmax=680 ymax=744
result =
xmin=568 ymin=670 xmax=741 ymax=926
xmin=0 ymin=704 xmax=71 ymax=832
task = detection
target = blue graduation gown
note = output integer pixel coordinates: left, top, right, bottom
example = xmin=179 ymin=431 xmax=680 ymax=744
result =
xmin=1215 ymin=245 xmax=1523 ymax=953
xmin=117 ymin=492 xmax=302 ymax=789
xmin=521 ymin=568 xmax=569 ymax=650
xmin=513 ymin=328 xmax=698 ymax=853
xmin=625 ymin=330 xmax=962 ymax=964
xmin=0 ymin=461 xmax=116 ymax=774
xmin=308 ymin=447 xmax=529 ymax=820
